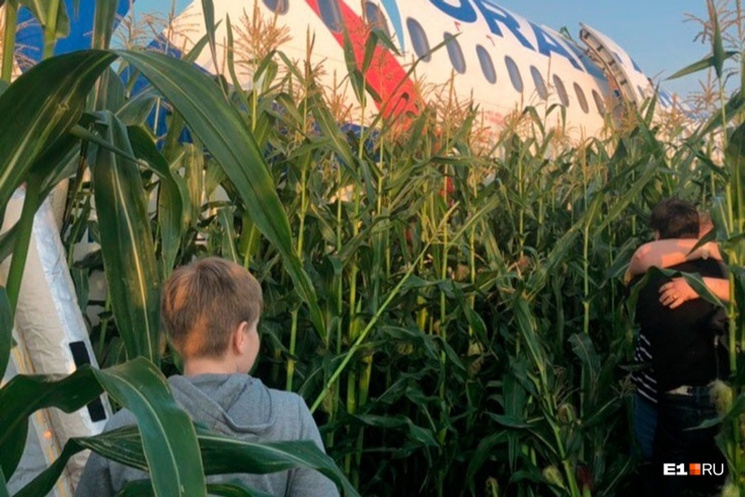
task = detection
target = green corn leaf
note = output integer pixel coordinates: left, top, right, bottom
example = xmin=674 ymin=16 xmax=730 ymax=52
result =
xmin=204 ymin=159 xmax=228 ymax=199
xmin=2 ymin=130 xmax=79 ymax=309
xmin=725 ymin=121 xmax=745 ymax=233
xmin=24 ymin=420 xmax=356 ymax=497
xmin=306 ymin=80 xmax=359 ymax=177
xmin=503 ymin=372 xmax=526 ymax=470
xmin=36 ymin=133 xmax=82 ymax=200
xmin=0 ymin=468 xmax=10 ymax=497
xmin=569 ymin=333 xmax=601 ymax=381
xmin=2 ymin=428 xmax=26 ymax=486
xmin=90 ymin=111 xmax=161 ymax=363
xmin=118 ymin=480 xmax=273 ymax=497
xmin=218 ymin=207 xmax=240 ymax=263
xmin=0 ymin=468 xmax=7 ymax=497
xmin=0 ymin=50 xmax=115 ymax=214
xmin=69 ymin=123 xmax=140 ymax=164
xmin=340 ymin=29 xmax=366 ymax=106
xmin=4 ymin=178 xmax=45 ymax=315
xmin=91 ymin=67 xmax=126 ymax=113
xmin=224 ymin=15 xmax=252 ymax=117
xmin=116 ymin=87 xmax=158 ymax=127
xmin=667 ymin=52 xmax=737 ymax=81
xmin=200 ymin=0 xmax=221 ymax=91
xmin=13 ymin=435 xmax=87 ymax=497
xmin=513 ymin=295 xmax=548 ymax=388
xmin=465 ymin=432 xmax=508 ymax=491
xmin=253 ymin=50 xmax=279 ymax=87
xmin=204 ymin=483 xmax=273 ymax=497
xmin=0 ymin=366 xmax=102 ymax=477
xmin=354 ymin=414 xmax=438 ymax=447
xmin=0 ymin=288 xmax=12 ymax=382
xmin=361 ymin=30 xmax=379 ymax=76
xmin=487 ymin=413 xmax=533 ymax=429
xmin=595 ymin=159 xmax=660 ymax=234
xmin=116 ymin=49 xmax=325 ymax=338
xmin=711 ymin=0 xmax=726 ymax=80
xmin=92 ymin=0 xmax=118 ymax=50
xmin=179 ymin=31 xmax=213 ymax=66
xmin=1 ymin=1 xmax=17 ymax=84
xmin=92 ymin=358 xmax=207 ymax=497
xmin=583 ymin=396 xmax=623 ymax=428
xmin=693 ymin=149 xmax=729 ymax=181
xmin=127 ymin=125 xmax=188 ymax=277
xmin=11 ymin=359 xmax=206 ymax=497
xmin=196 ymin=428 xmax=357 ymax=495
xmin=698 ymin=91 xmax=745 ymax=137
xmin=182 ymin=143 xmax=204 ymax=227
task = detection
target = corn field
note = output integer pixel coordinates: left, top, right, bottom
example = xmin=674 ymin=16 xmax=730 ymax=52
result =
xmin=0 ymin=0 xmax=744 ymax=496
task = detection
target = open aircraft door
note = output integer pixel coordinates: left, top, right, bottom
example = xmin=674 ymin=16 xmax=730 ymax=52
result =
xmin=580 ymin=22 xmax=655 ymax=107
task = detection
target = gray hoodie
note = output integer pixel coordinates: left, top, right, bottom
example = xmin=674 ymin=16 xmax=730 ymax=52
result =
xmin=75 ymin=374 xmax=340 ymax=497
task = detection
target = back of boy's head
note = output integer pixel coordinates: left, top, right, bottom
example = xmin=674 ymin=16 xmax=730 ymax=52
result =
xmin=161 ymin=257 xmax=263 ymax=359
xmin=649 ymin=198 xmax=699 ymax=240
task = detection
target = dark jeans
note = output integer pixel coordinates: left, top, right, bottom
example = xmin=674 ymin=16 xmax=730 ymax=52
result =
xmin=654 ymin=386 xmax=725 ymax=497
xmin=633 ymin=392 xmax=657 ymax=462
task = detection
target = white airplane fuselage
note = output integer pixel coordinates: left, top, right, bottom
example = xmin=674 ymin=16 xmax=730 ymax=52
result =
xmin=168 ymin=0 xmax=665 ymax=140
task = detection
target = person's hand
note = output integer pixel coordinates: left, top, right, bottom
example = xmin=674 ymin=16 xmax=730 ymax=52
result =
xmin=658 ymin=278 xmax=697 ymax=309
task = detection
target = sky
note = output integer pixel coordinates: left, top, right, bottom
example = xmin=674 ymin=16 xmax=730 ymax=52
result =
xmin=495 ymin=0 xmax=717 ymax=98
xmin=134 ymin=0 xmax=723 ymax=99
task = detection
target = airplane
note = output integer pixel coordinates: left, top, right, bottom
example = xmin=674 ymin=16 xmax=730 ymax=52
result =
xmin=2 ymin=1 xmax=686 ymax=495
xmin=153 ymin=0 xmax=685 ymax=140
xmin=13 ymin=0 xmax=687 ymax=140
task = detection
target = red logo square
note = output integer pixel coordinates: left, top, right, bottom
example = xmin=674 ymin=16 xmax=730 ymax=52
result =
xmin=689 ymin=463 xmax=701 ymax=476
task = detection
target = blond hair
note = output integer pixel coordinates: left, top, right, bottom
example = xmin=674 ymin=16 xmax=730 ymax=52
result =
xmin=161 ymin=257 xmax=263 ymax=359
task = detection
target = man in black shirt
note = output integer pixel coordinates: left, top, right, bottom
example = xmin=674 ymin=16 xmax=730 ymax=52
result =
xmin=630 ymin=199 xmax=727 ymax=496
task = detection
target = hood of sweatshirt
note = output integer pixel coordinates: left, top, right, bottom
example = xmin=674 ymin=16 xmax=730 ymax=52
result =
xmin=168 ymin=374 xmax=276 ymax=435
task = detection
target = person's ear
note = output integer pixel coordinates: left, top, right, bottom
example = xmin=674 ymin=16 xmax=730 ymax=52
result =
xmin=233 ymin=321 xmax=249 ymax=354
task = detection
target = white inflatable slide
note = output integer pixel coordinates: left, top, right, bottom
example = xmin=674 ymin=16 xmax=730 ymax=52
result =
xmin=1 ymin=187 xmax=111 ymax=496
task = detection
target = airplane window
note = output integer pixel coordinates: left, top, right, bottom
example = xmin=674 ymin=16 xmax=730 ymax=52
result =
xmin=444 ymin=33 xmax=466 ymax=74
xmin=505 ymin=56 xmax=523 ymax=93
xmin=476 ymin=45 xmax=496 ymax=84
xmin=365 ymin=2 xmax=391 ymax=38
xmin=262 ymin=0 xmax=288 ymax=14
xmin=318 ymin=0 xmax=342 ymax=32
xmin=574 ymin=83 xmax=589 ymax=113
xmin=553 ymin=75 xmax=569 ymax=106
xmin=592 ymin=90 xmax=605 ymax=114
xmin=407 ymin=18 xmax=431 ymax=62
xmin=530 ymin=66 xmax=547 ymax=100
xmin=637 ymin=85 xmax=646 ymax=100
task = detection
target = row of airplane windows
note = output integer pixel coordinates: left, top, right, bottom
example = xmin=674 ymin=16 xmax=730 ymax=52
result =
xmin=261 ymin=0 xmax=607 ymax=116
xmin=409 ymin=19 xmax=606 ymax=116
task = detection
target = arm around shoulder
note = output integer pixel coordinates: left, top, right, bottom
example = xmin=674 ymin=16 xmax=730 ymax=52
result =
xmin=629 ymin=239 xmax=721 ymax=276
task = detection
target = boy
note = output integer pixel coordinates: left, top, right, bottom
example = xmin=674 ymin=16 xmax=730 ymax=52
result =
xmin=76 ymin=257 xmax=339 ymax=496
